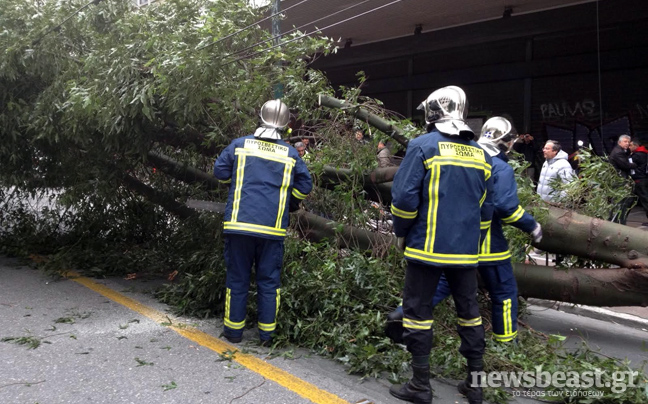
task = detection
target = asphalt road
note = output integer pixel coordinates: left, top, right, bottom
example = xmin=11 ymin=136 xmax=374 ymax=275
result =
xmin=1 ymin=256 xmax=646 ymax=404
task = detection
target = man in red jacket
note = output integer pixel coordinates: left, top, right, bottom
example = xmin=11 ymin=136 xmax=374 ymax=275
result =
xmin=630 ymin=138 xmax=648 ymax=224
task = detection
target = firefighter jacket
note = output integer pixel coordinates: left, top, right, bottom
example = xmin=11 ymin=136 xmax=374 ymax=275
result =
xmin=391 ymin=129 xmax=494 ymax=267
xmin=479 ymin=153 xmax=538 ymax=265
xmin=213 ymin=135 xmax=313 ymax=240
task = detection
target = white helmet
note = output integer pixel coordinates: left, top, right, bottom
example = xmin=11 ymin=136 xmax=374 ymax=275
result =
xmin=255 ymin=99 xmax=290 ymax=140
xmin=477 ymin=116 xmax=517 ymax=157
xmin=418 ymin=85 xmax=473 ymax=137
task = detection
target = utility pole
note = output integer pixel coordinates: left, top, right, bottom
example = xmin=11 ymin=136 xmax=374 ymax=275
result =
xmin=271 ymin=0 xmax=284 ymax=98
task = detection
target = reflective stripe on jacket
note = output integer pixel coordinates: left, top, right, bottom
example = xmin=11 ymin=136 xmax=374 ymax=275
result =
xmin=213 ymin=135 xmax=313 ymax=240
xmin=391 ymin=129 xmax=494 ymax=267
xmin=479 ymin=153 xmax=537 ymax=264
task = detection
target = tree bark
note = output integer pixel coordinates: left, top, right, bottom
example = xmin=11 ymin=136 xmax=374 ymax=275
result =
xmin=121 ymin=174 xmax=197 ymax=220
xmin=318 ymin=95 xmax=409 ymax=148
xmin=146 ymin=151 xmax=224 ymax=191
xmin=514 ymin=264 xmax=648 ymax=307
xmin=293 ymin=210 xmax=396 ymax=254
xmin=536 ymin=206 xmax=648 ymax=269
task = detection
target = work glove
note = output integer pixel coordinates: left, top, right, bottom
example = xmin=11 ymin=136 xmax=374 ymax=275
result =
xmin=396 ymin=237 xmax=406 ymax=251
xmin=531 ymin=223 xmax=543 ymax=243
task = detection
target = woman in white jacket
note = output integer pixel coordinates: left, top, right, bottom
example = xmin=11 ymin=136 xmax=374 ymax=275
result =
xmin=537 ymin=140 xmax=575 ymax=202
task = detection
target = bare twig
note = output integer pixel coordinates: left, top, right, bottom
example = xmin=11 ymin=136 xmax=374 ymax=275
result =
xmin=229 ymin=378 xmax=266 ymax=403
xmin=0 ymin=380 xmax=46 ymax=389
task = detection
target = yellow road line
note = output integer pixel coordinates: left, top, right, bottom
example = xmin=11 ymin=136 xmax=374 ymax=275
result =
xmin=65 ymin=271 xmax=349 ymax=404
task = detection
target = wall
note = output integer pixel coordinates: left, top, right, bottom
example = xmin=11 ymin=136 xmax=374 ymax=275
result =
xmin=312 ymin=0 xmax=648 ymax=154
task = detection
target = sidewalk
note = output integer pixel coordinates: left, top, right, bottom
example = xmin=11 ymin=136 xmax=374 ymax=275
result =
xmin=527 ymin=205 xmax=648 ymax=331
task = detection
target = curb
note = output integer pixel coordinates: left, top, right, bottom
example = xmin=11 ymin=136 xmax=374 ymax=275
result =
xmin=527 ymin=299 xmax=648 ymax=331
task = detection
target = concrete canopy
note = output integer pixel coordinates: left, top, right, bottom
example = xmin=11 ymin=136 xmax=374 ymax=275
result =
xmin=270 ymin=0 xmax=597 ymax=46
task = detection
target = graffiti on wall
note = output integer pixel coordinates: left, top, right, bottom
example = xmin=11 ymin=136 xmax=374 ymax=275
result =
xmin=540 ymin=99 xmax=597 ymax=121
xmin=544 ymin=115 xmax=631 ymax=156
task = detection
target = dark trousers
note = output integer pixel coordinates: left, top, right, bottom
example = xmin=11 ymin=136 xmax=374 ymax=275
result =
xmin=223 ymin=234 xmax=284 ymax=341
xmin=402 ymin=261 xmax=485 ymax=360
xmin=433 ymin=262 xmax=518 ymax=342
xmin=610 ymin=196 xmax=637 ymax=225
xmin=634 ymin=179 xmax=648 ymax=219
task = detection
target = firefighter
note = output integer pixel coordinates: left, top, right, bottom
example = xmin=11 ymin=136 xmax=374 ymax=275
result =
xmin=213 ymin=99 xmax=312 ymax=346
xmin=388 ymin=86 xmax=494 ymax=404
xmin=386 ymin=116 xmax=543 ymax=403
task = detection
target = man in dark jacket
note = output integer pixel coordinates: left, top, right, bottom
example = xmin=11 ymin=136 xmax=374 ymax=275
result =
xmin=609 ymin=134 xmax=636 ymax=178
xmin=609 ymin=134 xmax=637 ymax=224
xmin=630 ymin=138 xmax=648 ymax=222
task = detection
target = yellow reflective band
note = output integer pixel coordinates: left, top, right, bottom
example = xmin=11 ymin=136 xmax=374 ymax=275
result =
xmin=480 ymin=221 xmax=491 ymax=230
xmin=481 ymin=227 xmax=491 ymax=254
xmin=478 ymin=250 xmax=512 ymax=261
xmin=403 ymin=317 xmax=434 ymax=330
xmin=503 ymin=298 xmax=513 ymax=336
xmin=502 ymin=206 xmax=525 ymax=224
xmin=225 ymin=288 xmax=231 ymax=320
xmin=424 ymin=156 xmax=492 ymax=180
xmin=292 ymin=188 xmax=307 ymax=200
xmin=224 ymin=318 xmax=246 ymax=329
xmin=390 ymin=204 xmax=417 ymax=219
xmin=276 ymin=162 xmax=293 ymax=228
xmin=231 ymin=154 xmax=246 ymax=222
xmin=404 ymin=247 xmax=479 ymax=265
xmin=258 ymin=322 xmax=276 ymax=332
xmin=479 ymin=189 xmax=487 ymax=207
xmin=235 ymin=148 xmax=296 ymax=166
xmin=457 ymin=317 xmax=483 ymax=327
xmin=425 ymin=163 xmax=441 ymax=252
xmin=224 ymin=222 xmax=286 ymax=237
xmin=493 ymin=330 xmax=518 ymax=342
xmin=275 ymin=288 xmax=281 ymax=318
xmin=219 ymin=178 xmax=232 ymax=184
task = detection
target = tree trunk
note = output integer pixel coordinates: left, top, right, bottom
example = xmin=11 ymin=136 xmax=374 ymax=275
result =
xmin=536 ymin=206 xmax=648 ymax=269
xmin=292 ymin=209 xmax=648 ymax=306
xmin=147 ymin=151 xmax=224 ymax=191
xmin=315 ymin=165 xmax=648 ymax=268
xmin=293 ymin=210 xmax=396 ymax=254
xmin=318 ymin=95 xmax=409 ymax=148
xmin=121 ymin=174 xmax=197 ymax=220
xmin=514 ymin=263 xmax=648 ymax=307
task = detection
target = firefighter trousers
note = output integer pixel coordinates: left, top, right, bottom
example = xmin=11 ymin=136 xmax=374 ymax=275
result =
xmin=403 ymin=260 xmax=485 ymax=360
xmin=433 ymin=262 xmax=518 ymax=342
xmin=223 ymin=234 xmax=283 ymax=341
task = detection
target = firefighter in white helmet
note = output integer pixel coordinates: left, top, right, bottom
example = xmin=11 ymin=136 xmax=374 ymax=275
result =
xmin=213 ymin=99 xmax=312 ymax=346
xmin=388 ymin=86 xmax=494 ymax=404
xmin=387 ymin=116 xmax=542 ymax=404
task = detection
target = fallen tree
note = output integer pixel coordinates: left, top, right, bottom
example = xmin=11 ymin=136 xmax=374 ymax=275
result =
xmin=290 ymin=207 xmax=648 ymax=307
xmin=536 ymin=206 xmax=648 ymax=268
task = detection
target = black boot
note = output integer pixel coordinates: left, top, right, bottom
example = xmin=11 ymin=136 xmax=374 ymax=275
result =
xmin=457 ymin=364 xmax=483 ymax=404
xmin=389 ymin=364 xmax=432 ymax=404
xmin=385 ymin=307 xmax=404 ymax=344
